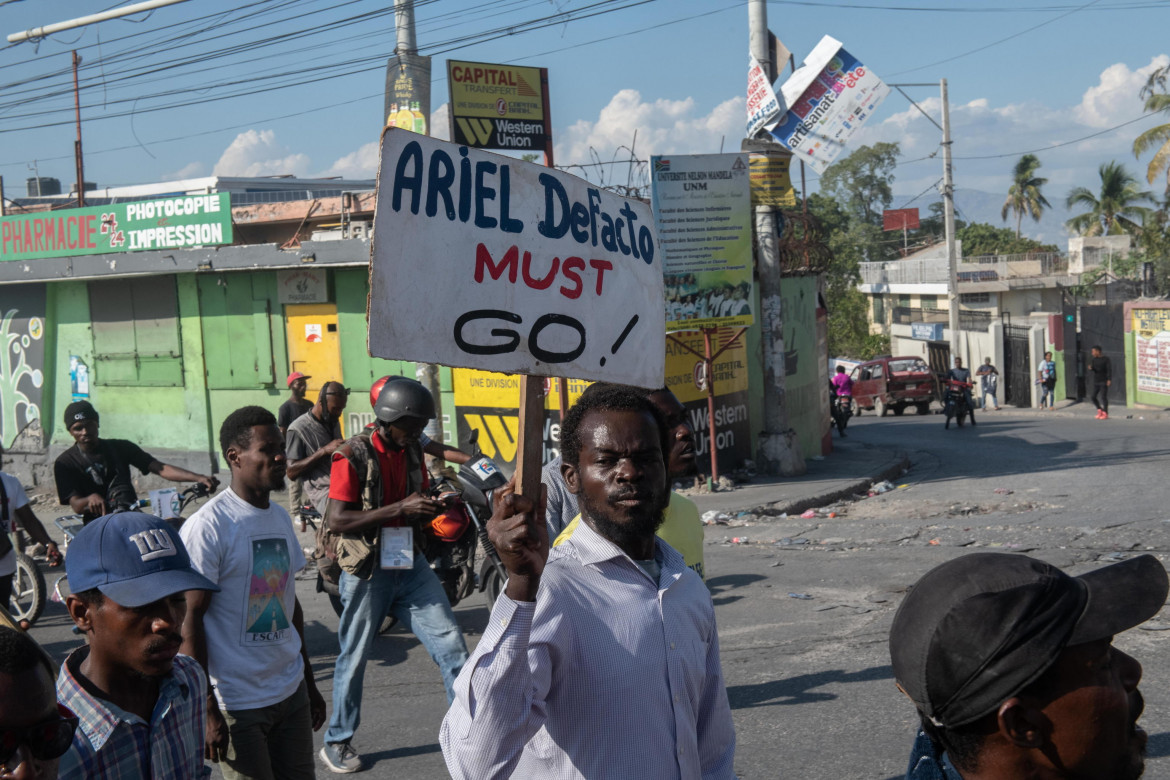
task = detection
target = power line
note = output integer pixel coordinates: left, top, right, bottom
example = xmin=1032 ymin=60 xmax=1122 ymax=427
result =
xmin=954 ymin=111 xmax=1160 ymax=161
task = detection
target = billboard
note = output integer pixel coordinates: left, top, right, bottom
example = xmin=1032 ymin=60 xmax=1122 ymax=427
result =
xmin=447 ymin=60 xmax=549 ymax=152
xmin=369 ymin=129 xmax=665 ymax=388
xmin=768 ymin=36 xmax=889 ymax=174
xmin=1134 ymin=308 xmax=1170 ymax=394
xmin=651 ymin=153 xmax=754 ymax=332
xmin=883 ymin=208 xmax=921 ymax=232
xmin=0 ymin=193 xmax=232 ymax=262
xmin=385 ymin=53 xmax=432 ymax=133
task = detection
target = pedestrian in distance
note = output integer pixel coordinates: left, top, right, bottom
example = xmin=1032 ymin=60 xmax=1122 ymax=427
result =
xmin=54 ymin=400 xmax=218 ymax=524
xmin=974 ymin=358 xmax=999 ymax=411
xmin=1089 ymin=345 xmax=1113 ymax=419
xmin=553 ymin=384 xmax=707 ymax=579
xmin=892 ymin=552 xmax=1167 ymax=780
xmin=1036 ymin=351 xmax=1057 ymax=410
xmin=285 ymin=381 xmax=348 ymax=518
xmin=278 ymin=372 xmax=314 ymax=527
xmin=180 ymin=406 xmax=326 ymax=780
xmin=440 ymin=385 xmax=736 ymax=779
xmin=320 ymin=378 xmax=469 ymax=774
xmin=0 ymin=625 xmax=73 ymax=779
xmin=57 ymin=511 xmax=220 ymax=778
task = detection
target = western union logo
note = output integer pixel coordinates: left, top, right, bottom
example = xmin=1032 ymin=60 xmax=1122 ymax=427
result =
xmin=456 ymin=117 xmax=493 ymax=146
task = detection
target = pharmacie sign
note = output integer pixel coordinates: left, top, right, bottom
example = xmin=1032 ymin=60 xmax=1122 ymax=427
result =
xmin=0 ymin=193 xmax=233 ymax=262
xmin=369 ymin=128 xmax=665 ymax=388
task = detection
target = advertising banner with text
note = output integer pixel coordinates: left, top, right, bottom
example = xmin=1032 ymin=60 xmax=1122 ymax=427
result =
xmin=1134 ymin=308 xmax=1170 ymax=394
xmin=0 ymin=193 xmax=232 ymax=262
xmin=369 ymin=129 xmax=665 ymax=388
xmin=447 ymin=60 xmax=549 ymax=152
xmin=651 ymin=153 xmax=754 ymax=332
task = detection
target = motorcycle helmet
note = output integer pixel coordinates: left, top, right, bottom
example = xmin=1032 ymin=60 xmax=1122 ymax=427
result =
xmin=425 ymin=492 xmax=471 ymax=541
xmin=369 ymin=375 xmax=392 ymax=409
xmin=373 ymin=376 xmax=435 ymax=425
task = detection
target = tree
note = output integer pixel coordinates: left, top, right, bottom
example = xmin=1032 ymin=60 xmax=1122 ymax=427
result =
xmin=956 ymin=223 xmax=1059 ymax=257
xmin=1001 ymin=154 xmax=1051 ymax=239
xmin=818 ymin=142 xmax=900 ymax=226
xmin=1065 ymin=161 xmax=1152 ymax=237
xmin=1133 ymin=64 xmax=1170 ymax=190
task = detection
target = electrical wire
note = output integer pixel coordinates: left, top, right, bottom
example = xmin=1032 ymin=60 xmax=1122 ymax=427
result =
xmin=954 ymin=111 xmax=1160 ymax=161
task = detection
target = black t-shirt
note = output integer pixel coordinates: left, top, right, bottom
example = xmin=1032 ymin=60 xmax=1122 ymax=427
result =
xmin=278 ymin=398 xmax=314 ymax=430
xmin=1090 ymin=355 xmax=1112 ymax=383
xmin=54 ymin=439 xmax=155 ymax=520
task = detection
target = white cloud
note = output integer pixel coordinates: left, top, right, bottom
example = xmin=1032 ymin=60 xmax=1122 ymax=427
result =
xmin=320 ymin=142 xmax=379 ymax=180
xmin=213 ymin=129 xmax=311 ymax=178
xmin=430 ymin=103 xmax=450 ymax=142
xmin=556 ymin=90 xmax=744 ymax=169
xmin=1075 ymin=55 xmax=1169 ymax=128
xmin=160 ymin=161 xmax=204 ymax=181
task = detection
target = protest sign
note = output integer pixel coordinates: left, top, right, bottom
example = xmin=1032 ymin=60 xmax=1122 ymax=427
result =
xmin=768 ymin=35 xmax=889 ymax=174
xmin=369 ymin=128 xmax=665 ymax=390
xmin=651 ymin=153 xmax=754 ymax=332
xmin=0 ymin=193 xmax=232 ymax=262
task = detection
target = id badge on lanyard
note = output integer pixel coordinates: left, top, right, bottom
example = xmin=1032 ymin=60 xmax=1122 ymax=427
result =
xmin=380 ymin=526 xmax=413 ymax=569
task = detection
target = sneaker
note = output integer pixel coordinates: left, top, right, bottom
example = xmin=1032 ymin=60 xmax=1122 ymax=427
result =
xmin=1101 ymin=411 xmax=1109 ymax=420
xmin=1095 ymin=410 xmax=1105 ymax=419
xmin=321 ymin=742 xmax=363 ymax=774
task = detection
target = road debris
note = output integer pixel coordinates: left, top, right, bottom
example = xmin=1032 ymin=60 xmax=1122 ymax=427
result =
xmin=787 ymin=592 xmax=814 ymax=600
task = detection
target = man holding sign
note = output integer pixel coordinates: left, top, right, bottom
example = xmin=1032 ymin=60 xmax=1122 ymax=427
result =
xmin=440 ymin=386 xmax=736 ymax=778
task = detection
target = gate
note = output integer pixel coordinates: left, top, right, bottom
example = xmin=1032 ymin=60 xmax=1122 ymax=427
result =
xmin=1080 ymin=301 xmax=1126 ymax=407
xmin=1003 ymin=324 xmax=1032 ymax=407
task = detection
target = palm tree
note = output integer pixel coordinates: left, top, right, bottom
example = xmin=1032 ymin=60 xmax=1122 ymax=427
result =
xmin=1133 ymin=65 xmax=1170 ymax=189
xmin=1001 ymin=154 xmax=1051 ymax=239
xmin=1065 ymin=161 xmax=1153 ymax=236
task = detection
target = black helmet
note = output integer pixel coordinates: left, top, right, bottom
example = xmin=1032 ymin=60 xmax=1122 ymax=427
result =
xmin=373 ymin=377 xmax=435 ymax=425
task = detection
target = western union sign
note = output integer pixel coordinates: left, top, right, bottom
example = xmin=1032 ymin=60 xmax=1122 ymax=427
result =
xmin=447 ymin=59 xmax=549 ymax=151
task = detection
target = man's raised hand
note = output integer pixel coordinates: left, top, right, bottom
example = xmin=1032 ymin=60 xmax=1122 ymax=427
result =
xmin=489 ymin=480 xmax=548 ymax=602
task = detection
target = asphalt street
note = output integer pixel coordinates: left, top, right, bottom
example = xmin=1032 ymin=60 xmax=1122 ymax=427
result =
xmin=22 ymin=406 xmax=1170 ymax=779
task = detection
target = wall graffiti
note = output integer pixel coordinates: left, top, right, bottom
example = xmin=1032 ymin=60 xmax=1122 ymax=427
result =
xmin=0 ymin=285 xmax=47 ymax=448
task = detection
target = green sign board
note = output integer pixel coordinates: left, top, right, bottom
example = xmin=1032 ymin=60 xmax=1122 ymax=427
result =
xmin=0 ymin=193 xmax=232 ymax=262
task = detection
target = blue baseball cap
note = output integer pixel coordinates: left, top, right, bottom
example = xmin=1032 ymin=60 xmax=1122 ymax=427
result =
xmin=66 ymin=512 xmax=219 ymax=607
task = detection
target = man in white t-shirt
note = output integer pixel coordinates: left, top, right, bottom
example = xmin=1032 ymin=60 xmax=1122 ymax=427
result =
xmin=0 ymin=464 xmax=60 ymax=614
xmin=180 ymin=406 xmax=326 ymax=780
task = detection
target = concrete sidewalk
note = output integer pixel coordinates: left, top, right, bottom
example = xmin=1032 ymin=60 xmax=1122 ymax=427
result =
xmin=983 ymin=397 xmax=1170 ymax=421
xmin=688 ymin=441 xmax=910 ymax=518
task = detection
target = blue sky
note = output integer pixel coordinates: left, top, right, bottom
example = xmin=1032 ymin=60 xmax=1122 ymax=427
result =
xmin=2 ymin=0 xmax=1168 ymax=239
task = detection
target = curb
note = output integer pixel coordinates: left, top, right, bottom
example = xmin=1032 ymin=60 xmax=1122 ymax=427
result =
xmin=741 ymin=451 xmax=912 ymax=518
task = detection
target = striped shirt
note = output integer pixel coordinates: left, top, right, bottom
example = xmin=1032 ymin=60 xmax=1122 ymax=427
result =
xmin=57 ymin=649 xmax=209 ymax=779
xmin=440 ymin=519 xmax=736 ymax=779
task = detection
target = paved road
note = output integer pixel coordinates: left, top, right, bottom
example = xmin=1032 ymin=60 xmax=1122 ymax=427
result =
xmin=23 ymin=409 xmax=1170 ymax=779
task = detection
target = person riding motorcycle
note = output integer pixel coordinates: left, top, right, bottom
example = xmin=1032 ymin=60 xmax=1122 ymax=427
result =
xmin=944 ymin=358 xmax=976 ymax=429
xmin=829 ymin=366 xmax=854 ymax=437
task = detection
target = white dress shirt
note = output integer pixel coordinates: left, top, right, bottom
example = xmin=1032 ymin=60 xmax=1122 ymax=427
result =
xmin=440 ymin=520 xmax=736 ymax=779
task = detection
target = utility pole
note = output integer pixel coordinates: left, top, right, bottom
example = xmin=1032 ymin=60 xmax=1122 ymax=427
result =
xmin=73 ymin=50 xmax=85 ymax=207
xmin=940 ymin=78 xmax=959 ymax=366
xmin=749 ymin=0 xmax=805 ymax=477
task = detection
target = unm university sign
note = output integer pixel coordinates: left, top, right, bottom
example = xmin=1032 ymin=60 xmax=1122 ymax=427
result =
xmin=369 ymin=129 xmax=665 ymax=388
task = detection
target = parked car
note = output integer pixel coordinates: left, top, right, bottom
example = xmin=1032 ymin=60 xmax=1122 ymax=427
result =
xmin=850 ymin=356 xmax=938 ymax=416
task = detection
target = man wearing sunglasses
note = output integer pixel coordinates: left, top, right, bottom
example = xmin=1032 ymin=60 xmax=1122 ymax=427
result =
xmin=0 ymin=626 xmax=72 ymax=778
xmin=55 ymin=511 xmax=220 ymax=778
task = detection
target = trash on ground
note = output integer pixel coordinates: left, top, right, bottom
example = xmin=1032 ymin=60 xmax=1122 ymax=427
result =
xmin=800 ymin=509 xmax=816 ymax=519
xmin=731 ymin=537 xmax=750 ymax=544
xmin=827 ymin=512 xmax=837 ymax=518
xmin=814 ymin=604 xmax=838 ymax=612
xmin=787 ymin=592 xmax=814 ymax=600
xmin=769 ymin=561 xmax=783 ymax=567
xmin=701 ymin=511 xmax=732 ymax=526
xmin=1140 ymin=621 xmax=1170 ymax=631
xmin=928 ymin=538 xmax=941 ymax=546
xmin=993 ymin=488 xmax=1014 ymax=495
xmin=870 ymin=480 xmax=895 ymax=495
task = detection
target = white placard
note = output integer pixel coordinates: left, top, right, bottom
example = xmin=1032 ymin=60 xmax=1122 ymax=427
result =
xmin=747 ymin=55 xmax=782 ymax=137
xmin=369 ymin=129 xmax=666 ymax=388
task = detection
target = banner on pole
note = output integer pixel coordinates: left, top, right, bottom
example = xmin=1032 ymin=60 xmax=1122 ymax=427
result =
xmin=748 ymin=150 xmax=796 ymax=208
xmin=369 ymin=128 xmax=665 ymax=388
xmin=384 ymin=54 xmax=432 ymax=133
xmin=747 ymin=55 xmax=782 ymax=137
xmin=0 ymin=193 xmax=232 ymax=262
xmin=767 ymin=35 xmax=890 ymax=174
xmin=651 ymin=153 xmax=754 ymax=332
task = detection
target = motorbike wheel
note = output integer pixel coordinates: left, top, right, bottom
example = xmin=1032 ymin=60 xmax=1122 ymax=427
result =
xmin=9 ymin=553 xmax=45 ymax=626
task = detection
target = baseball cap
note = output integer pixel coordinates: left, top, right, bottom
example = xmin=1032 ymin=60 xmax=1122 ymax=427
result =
xmin=65 ymin=512 xmax=219 ymax=608
xmin=287 ymin=371 xmax=311 ymax=387
xmin=890 ymin=553 xmax=1168 ymax=728
xmin=63 ymin=400 xmax=98 ymax=428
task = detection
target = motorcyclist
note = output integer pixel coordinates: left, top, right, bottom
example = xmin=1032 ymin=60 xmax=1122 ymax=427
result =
xmin=53 ymin=401 xmax=219 ymax=523
xmin=368 ymin=376 xmax=471 ymax=466
xmin=829 ymin=366 xmax=854 ymax=437
xmin=945 ymin=358 xmax=976 ymax=429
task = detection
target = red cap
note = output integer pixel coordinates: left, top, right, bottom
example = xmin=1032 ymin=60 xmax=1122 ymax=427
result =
xmin=287 ymin=371 xmax=312 ymax=388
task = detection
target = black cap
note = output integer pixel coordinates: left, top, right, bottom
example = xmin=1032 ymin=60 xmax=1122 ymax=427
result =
xmin=63 ymin=400 xmax=98 ymax=429
xmin=890 ymin=553 xmax=1168 ymax=728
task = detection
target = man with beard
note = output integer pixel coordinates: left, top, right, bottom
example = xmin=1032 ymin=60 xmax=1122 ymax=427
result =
xmin=180 ymin=406 xmax=326 ymax=780
xmin=440 ymin=385 xmax=736 ymax=779
xmin=0 ymin=626 xmax=72 ymax=779
xmin=56 ymin=511 xmax=220 ymax=777
xmin=552 ymin=385 xmax=706 ymax=578
xmin=285 ymin=381 xmax=348 ymax=517
xmin=893 ymin=552 xmax=1167 ymax=780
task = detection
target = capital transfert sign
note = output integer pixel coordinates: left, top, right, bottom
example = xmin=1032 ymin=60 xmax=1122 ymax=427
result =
xmin=0 ymin=193 xmax=232 ymax=262
xmin=447 ymin=59 xmax=549 ymax=152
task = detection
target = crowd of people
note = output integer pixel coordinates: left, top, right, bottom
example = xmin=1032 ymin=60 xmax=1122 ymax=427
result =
xmin=0 ymin=364 xmax=1163 ymax=780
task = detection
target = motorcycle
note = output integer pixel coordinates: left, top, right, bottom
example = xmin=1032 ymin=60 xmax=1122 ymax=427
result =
xmin=829 ymin=390 xmax=853 ymax=437
xmin=943 ymin=379 xmax=976 ymax=429
xmin=321 ymin=430 xmax=509 ymax=625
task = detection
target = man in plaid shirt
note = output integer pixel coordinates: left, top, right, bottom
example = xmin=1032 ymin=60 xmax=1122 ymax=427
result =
xmin=56 ymin=511 xmax=220 ymax=778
